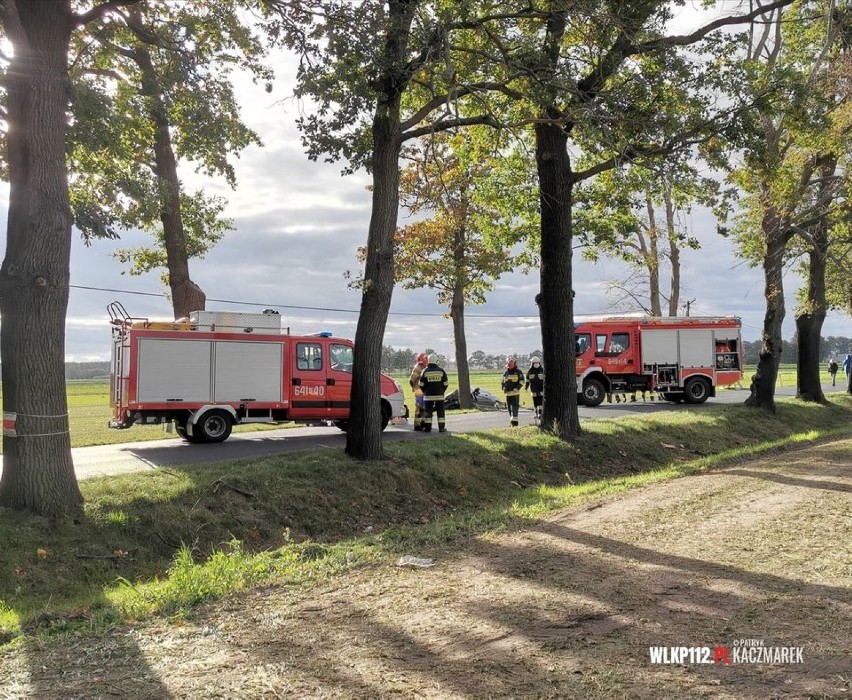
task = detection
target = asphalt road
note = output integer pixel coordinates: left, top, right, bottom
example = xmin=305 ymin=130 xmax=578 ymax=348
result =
xmin=2 ymin=383 xmax=843 ymax=481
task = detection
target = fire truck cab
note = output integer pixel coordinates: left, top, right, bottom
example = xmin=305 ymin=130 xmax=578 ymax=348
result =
xmin=107 ymin=302 xmax=406 ymax=443
xmin=575 ymin=316 xmax=744 ymax=407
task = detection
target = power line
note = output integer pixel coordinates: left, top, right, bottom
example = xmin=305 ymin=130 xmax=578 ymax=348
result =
xmin=71 ymin=283 xmax=767 ymax=330
xmin=69 ymin=284 xmax=536 ymax=319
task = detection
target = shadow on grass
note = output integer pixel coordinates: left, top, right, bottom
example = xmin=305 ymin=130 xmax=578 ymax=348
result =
xmin=24 ymin=464 xmax=851 ymax=697
xmin=1 ymin=397 xmax=851 ymax=694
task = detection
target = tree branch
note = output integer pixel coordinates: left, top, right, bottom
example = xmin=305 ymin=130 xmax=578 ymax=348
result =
xmin=402 ymin=114 xmax=506 ymax=142
xmin=80 ymin=67 xmax=127 ymax=83
xmin=400 ymin=80 xmax=526 ymax=132
xmin=74 ymin=0 xmax=140 ymax=27
xmin=642 ymin=0 xmax=798 ymax=51
xmin=577 ymin=0 xmax=797 ymax=103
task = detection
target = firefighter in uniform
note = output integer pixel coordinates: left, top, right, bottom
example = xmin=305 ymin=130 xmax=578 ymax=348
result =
xmin=418 ymin=354 xmax=449 ymax=433
xmin=502 ymin=357 xmax=525 ymax=427
xmin=525 ymin=356 xmax=544 ymax=422
xmin=409 ymin=352 xmax=428 ymax=430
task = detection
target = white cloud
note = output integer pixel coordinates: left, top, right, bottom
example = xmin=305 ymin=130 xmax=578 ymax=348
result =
xmin=1 ymin=42 xmax=849 ymax=364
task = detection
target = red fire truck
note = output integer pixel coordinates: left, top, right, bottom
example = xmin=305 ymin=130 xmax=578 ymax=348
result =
xmin=575 ymin=316 xmax=744 ymax=406
xmin=107 ymin=302 xmax=406 ymax=443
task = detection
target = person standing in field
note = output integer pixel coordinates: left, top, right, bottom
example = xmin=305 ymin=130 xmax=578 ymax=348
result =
xmin=828 ymin=358 xmax=839 ymax=387
xmin=502 ymin=356 xmax=525 ymax=427
xmin=525 ymin=356 xmax=544 ymax=424
xmin=418 ymin=354 xmax=449 ymax=433
xmin=844 ymin=354 xmax=852 ymax=390
xmin=409 ymin=352 xmax=428 ymax=431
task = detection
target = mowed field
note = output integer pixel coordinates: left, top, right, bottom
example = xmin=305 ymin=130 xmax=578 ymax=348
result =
xmin=0 ymin=365 xmax=799 ymax=451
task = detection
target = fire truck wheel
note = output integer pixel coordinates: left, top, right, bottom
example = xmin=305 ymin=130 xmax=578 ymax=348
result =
xmin=196 ymin=410 xmax=233 ymax=443
xmin=581 ymin=378 xmax=606 ymax=407
xmin=334 ymin=407 xmax=390 ymax=432
xmin=174 ymin=417 xmax=204 ymax=443
xmin=683 ymin=377 xmax=710 ymax=404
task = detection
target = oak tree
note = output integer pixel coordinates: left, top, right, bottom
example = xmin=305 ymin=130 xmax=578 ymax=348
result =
xmin=69 ymin=0 xmax=269 ymax=318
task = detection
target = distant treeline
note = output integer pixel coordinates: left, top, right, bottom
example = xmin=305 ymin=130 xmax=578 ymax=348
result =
xmin=0 ymin=361 xmax=112 ymax=381
xmin=65 ymin=362 xmax=110 ymax=380
xmin=741 ymin=336 xmax=851 ymax=365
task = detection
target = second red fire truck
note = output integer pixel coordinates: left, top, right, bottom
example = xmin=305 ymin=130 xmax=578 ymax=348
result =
xmin=574 ymin=316 xmax=744 ymax=406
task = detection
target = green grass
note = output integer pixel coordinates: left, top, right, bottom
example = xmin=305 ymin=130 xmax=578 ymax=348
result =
xmin=0 ymin=381 xmax=303 ymax=453
xmin=0 ymin=365 xmax=806 ymax=451
xmin=393 ymin=364 xmax=801 ymax=416
xmin=1 ymin=393 xmax=850 ymax=648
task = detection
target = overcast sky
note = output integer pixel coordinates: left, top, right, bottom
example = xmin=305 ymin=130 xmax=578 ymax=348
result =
xmin=2 ymin=5 xmax=849 ymax=362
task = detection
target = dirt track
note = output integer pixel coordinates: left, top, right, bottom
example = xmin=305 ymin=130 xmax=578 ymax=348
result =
xmin=3 ymin=439 xmax=851 ymax=699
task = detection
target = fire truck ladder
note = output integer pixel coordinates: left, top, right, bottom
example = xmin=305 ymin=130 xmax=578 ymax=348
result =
xmin=107 ymin=300 xmax=131 ymax=326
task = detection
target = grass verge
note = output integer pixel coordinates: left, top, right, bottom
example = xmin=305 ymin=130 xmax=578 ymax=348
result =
xmin=1 ymin=394 xmax=850 ymax=649
xmin=0 ymin=365 xmax=804 ymax=450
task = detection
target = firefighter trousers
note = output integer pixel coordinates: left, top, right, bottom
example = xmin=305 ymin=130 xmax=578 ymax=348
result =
xmin=423 ymin=399 xmax=446 ymax=432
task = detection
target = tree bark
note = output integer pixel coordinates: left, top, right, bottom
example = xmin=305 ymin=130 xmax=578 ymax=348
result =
xmin=346 ymin=1 xmax=417 ymax=459
xmin=745 ymin=202 xmax=790 ymax=412
xmin=535 ymin=119 xmax=580 ymax=440
xmin=795 ymin=310 xmax=826 ymax=402
xmin=451 ymin=286 xmax=472 ymax=410
xmin=644 ymin=197 xmax=662 ymax=316
xmin=665 ymin=189 xmax=680 ymax=316
xmin=795 ymin=159 xmax=835 ymax=402
xmin=132 ymin=33 xmax=206 ymax=319
xmin=452 ymin=225 xmax=472 ymax=409
xmin=346 ymin=108 xmax=400 ymax=459
xmin=0 ymin=0 xmax=83 ymax=517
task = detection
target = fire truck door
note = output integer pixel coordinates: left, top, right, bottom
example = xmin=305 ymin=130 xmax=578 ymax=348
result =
xmin=290 ymin=341 xmax=329 ymax=418
xmin=326 ymin=342 xmax=354 ymax=420
xmin=595 ymin=332 xmax=632 ymax=371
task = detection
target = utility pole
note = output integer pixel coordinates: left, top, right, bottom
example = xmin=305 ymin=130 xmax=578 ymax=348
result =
xmin=683 ymin=298 xmax=696 ymax=317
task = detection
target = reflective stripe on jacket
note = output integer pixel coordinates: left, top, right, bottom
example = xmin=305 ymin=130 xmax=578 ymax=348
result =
xmin=526 ymin=365 xmax=544 ymax=395
xmin=409 ymin=364 xmax=425 ymax=397
xmin=419 ymin=364 xmax=448 ymax=401
xmin=502 ymin=368 xmax=525 ymax=396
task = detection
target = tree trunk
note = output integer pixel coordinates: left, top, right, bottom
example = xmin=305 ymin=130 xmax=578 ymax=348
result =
xmin=665 ymin=189 xmax=680 ymax=317
xmin=0 ymin=1 xmax=83 ymax=518
xmin=535 ymin=120 xmax=580 ymax=440
xmin=795 ymin=312 xmax=825 ymax=402
xmin=346 ymin=1 xmax=419 ymax=459
xmin=133 ymin=36 xmax=206 ymax=319
xmin=452 ymin=225 xmax=472 ymax=409
xmin=795 ymin=183 xmax=831 ymax=402
xmin=644 ymin=197 xmax=662 ymax=316
xmin=451 ymin=285 xmax=472 ymax=410
xmin=745 ymin=204 xmax=789 ymax=412
xmin=346 ymin=112 xmax=400 ymax=459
